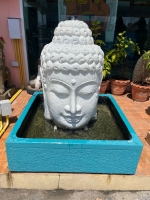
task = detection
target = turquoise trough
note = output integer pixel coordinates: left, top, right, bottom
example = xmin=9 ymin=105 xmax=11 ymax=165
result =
xmin=6 ymin=92 xmax=143 ymax=174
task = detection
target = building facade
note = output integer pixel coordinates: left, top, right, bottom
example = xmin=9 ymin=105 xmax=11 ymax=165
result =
xmin=0 ymin=0 xmax=150 ymax=88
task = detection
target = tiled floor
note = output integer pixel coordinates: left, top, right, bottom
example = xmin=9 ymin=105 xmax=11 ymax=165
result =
xmin=0 ymin=90 xmax=150 ymax=176
xmin=0 ymin=90 xmax=32 ymax=174
xmin=114 ymin=94 xmax=150 ymax=176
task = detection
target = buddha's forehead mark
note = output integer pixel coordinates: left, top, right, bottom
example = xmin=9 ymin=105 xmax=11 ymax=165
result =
xmin=71 ymin=79 xmax=76 ymax=85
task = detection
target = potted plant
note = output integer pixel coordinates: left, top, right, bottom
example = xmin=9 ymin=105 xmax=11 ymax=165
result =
xmin=91 ymin=22 xmax=140 ymax=94
xmin=108 ymin=31 xmax=140 ymax=95
xmin=131 ymin=50 xmax=150 ymax=101
xmin=90 ymin=21 xmax=111 ymax=93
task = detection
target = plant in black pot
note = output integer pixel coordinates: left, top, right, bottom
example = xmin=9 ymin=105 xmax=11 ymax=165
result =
xmin=131 ymin=50 xmax=150 ymax=101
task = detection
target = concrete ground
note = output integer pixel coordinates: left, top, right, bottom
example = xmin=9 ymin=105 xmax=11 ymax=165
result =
xmin=0 ymin=189 xmax=150 ymax=200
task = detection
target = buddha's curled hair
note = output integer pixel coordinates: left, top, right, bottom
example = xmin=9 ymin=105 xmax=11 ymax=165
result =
xmin=40 ymin=19 xmax=104 ymax=86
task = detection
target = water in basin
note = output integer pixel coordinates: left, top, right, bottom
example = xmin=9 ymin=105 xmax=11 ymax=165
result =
xmin=18 ymin=95 xmax=131 ymax=140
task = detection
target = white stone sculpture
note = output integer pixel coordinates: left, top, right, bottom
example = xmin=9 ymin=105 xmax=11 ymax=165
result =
xmin=40 ymin=19 xmax=104 ymax=130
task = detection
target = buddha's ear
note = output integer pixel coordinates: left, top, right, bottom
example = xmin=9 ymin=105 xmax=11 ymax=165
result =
xmin=44 ymin=105 xmax=51 ymax=120
xmin=91 ymin=110 xmax=97 ymax=120
xmin=43 ymin=91 xmax=51 ymax=120
xmin=43 ymin=84 xmax=47 ymax=90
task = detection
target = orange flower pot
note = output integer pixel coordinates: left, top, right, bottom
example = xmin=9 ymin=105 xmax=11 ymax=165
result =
xmin=110 ymin=79 xmax=130 ymax=95
xmin=131 ymin=82 xmax=150 ymax=102
xmin=100 ymin=80 xmax=109 ymax=94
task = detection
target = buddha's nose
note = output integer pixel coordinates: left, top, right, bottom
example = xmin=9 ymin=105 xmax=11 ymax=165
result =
xmin=64 ymin=104 xmax=81 ymax=114
xmin=64 ymin=91 xmax=81 ymax=114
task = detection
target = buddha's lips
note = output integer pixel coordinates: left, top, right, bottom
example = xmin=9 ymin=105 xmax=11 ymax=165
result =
xmin=63 ymin=115 xmax=83 ymax=124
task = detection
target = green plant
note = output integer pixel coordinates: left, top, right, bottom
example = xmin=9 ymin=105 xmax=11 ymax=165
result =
xmin=90 ymin=21 xmax=105 ymax=46
xmin=91 ymin=21 xmax=140 ymax=79
xmin=102 ymin=50 xmax=112 ymax=78
xmin=143 ymin=50 xmax=150 ymax=69
xmin=105 ymin=31 xmax=140 ymax=79
xmin=111 ymin=31 xmax=140 ymax=63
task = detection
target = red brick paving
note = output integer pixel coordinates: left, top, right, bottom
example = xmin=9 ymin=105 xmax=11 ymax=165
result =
xmin=0 ymin=91 xmax=150 ymax=175
xmin=0 ymin=90 xmax=31 ymax=174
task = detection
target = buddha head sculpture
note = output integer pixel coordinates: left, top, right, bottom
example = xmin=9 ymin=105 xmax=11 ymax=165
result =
xmin=40 ymin=19 xmax=104 ymax=129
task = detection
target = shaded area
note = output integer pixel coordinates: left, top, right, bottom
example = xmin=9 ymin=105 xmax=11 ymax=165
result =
xmin=145 ymin=133 xmax=150 ymax=145
xmin=127 ymin=93 xmax=132 ymax=100
xmin=9 ymin=116 xmax=18 ymax=124
xmin=145 ymin=107 xmax=150 ymax=116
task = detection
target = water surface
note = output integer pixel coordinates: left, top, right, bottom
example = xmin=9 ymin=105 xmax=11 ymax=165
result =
xmin=20 ymin=99 xmax=129 ymax=140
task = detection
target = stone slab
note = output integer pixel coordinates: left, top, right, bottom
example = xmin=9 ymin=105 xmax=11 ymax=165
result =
xmin=1 ymin=173 xmax=150 ymax=191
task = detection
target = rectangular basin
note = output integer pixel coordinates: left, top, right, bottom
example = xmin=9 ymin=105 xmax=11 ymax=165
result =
xmin=6 ymin=92 xmax=143 ymax=174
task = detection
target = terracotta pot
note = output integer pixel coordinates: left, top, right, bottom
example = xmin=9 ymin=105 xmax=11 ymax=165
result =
xmin=100 ymin=80 xmax=109 ymax=94
xmin=131 ymin=82 xmax=150 ymax=102
xmin=110 ymin=79 xmax=130 ymax=95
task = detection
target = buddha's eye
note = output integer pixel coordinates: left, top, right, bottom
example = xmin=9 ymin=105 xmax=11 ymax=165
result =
xmin=78 ymin=90 xmax=95 ymax=99
xmin=50 ymin=84 xmax=70 ymax=99
xmin=77 ymin=84 xmax=97 ymax=99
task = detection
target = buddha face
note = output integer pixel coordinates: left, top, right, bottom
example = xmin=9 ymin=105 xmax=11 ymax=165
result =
xmin=41 ymin=19 xmax=104 ymax=130
xmin=44 ymin=71 xmax=100 ymax=129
